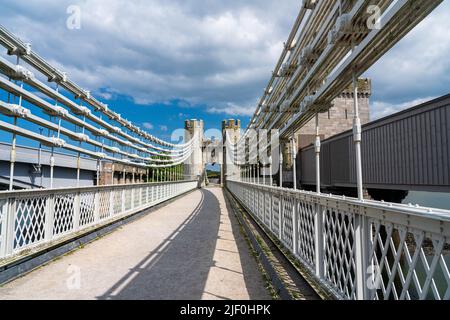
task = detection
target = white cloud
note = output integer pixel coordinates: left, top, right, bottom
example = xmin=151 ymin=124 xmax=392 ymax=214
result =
xmin=1 ymin=0 xmax=449 ymax=122
xmin=207 ymin=102 xmax=255 ymax=116
xmin=0 ymin=0 xmax=299 ymax=114
xmin=365 ymin=1 xmax=450 ymax=105
xmin=371 ymin=96 xmax=436 ymax=120
xmin=159 ymin=125 xmax=168 ymax=132
xmin=142 ymin=122 xmax=154 ymax=130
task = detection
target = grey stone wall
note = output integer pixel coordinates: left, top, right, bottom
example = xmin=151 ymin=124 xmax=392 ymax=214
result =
xmin=296 ymin=78 xmax=371 ymax=149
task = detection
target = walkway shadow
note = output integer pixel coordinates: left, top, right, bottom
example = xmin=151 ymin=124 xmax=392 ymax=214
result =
xmin=98 ymin=188 xmax=219 ymax=300
xmin=99 ymin=188 xmax=218 ymax=299
xmin=98 ymin=187 xmax=269 ymax=300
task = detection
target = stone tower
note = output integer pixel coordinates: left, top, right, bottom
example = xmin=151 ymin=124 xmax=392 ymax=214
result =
xmin=277 ymin=78 xmax=371 ymax=187
xmin=184 ymin=119 xmax=204 ymax=181
xmin=296 ymin=78 xmax=371 ymax=149
xmin=222 ymin=119 xmax=241 ymax=186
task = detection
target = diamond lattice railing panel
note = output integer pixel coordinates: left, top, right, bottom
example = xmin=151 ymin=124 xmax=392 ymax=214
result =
xmin=141 ymin=187 xmax=147 ymax=205
xmin=297 ymin=200 xmax=316 ymax=268
xmin=134 ymin=188 xmax=140 ymax=207
xmin=324 ymin=208 xmax=356 ymax=300
xmin=256 ymin=190 xmax=262 ymax=219
xmin=281 ymin=195 xmax=294 ymax=250
xmin=163 ymin=185 xmax=167 ymax=199
xmin=149 ymin=186 xmax=153 ymax=203
xmin=0 ymin=181 xmax=197 ymax=259
xmin=264 ymin=192 xmax=271 ymax=227
xmin=98 ymin=191 xmax=111 ymax=220
xmin=248 ymin=186 xmax=253 ymax=210
xmin=79 ymin=192 xmax=95 ymax=227
xmin=53 ymin=193 xmax=75 ymax=236
xmin=125 ymin=189 xmax=132 ymax=210
xmin=155 ymin=186 xmax=160 ymax=202
xmin=243 ymin=186 xmax=249 ymax=208
xmin=153 ymin=186 xmax=158 ymax=203
xmin=368 ymin=220 xmax=450 ymax=300
xmin=14 ymin=196 xmax=47 ymax=250
xmin=113 ymin=190 xmax=122 ymax=215
xmin=226 ymin=181 xmax=450 ymax=301
xmin=272 ymin=195 xmax=280 ymax=235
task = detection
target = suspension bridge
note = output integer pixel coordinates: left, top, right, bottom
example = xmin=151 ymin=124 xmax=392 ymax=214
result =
xmin=0 ymin=0 xmax=449 ymax=300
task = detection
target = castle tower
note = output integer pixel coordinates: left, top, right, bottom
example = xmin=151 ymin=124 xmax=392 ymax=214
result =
xmin=276 ymin=78 xmax=372 ymax=187
xmin=222 ymin=119 xmax=241 ymax=186
xmin=184 ymin=119 xmax=204 ymax=181
xmin=296 ymin=78 xmax=371 ymax=149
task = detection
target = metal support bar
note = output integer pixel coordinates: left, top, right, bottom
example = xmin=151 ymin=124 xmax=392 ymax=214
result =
xmin=315 ymin=114 xmax=321 ymax=194
xmin=353 ymin=71 xmax=364 ymax=201
xmin=292 ymin=134 xmax=297 ymax=190
xmin=314 ymin=203 xmax=324 ymax=279
xmin=292 ymin=198 xmax=298 ymax=256
xmin=50 ymin=152 xmax=55 ymax=189
xmin=9 ymin=116 xmax=17 ymax=191
xmin=279 ymin=146 xmax=283 ymax=188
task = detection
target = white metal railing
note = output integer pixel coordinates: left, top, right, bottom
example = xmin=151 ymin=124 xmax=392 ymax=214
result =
xmin=0 ymin=180 xmax=197 ymax=260
xmin=227 ymin=180 xmax=450 ymax=300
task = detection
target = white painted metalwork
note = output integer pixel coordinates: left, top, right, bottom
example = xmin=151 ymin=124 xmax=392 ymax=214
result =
xmin=227 ymin=180 xmax=450 ymax=300
xmin=0 ymin=31 xmax=197 ymax=175
xmin=352 ymin=70 xmax=364 ymax=200
xmin=240 ymin=0 xmax=443 ymax=146
xmin=314 ymin=114 xmax=320 ymax=193
xmin=0 ymin=180 xmax=197 ymax=260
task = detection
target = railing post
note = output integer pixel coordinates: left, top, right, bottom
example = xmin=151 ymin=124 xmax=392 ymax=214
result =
xmin=73 ymin=192 xmax=81 ymax=231
xmin=353 ymin=71 xmax=364 ymax=201
xmin=270 ymin=191 xmax=274 ymax=233
xmin=279 ymin=149 xmax=283 ymax=188
xmin=278 ymin=192 xmax=282 ymax=240
xmin=269 ymin=157 xmax=273 ymax=186
xmin=292 ymin=135 xmax=297 ymax=190
xmin=0 ymin=197 xmax=16 ymax=257
xmin=314 ymin=202 xmax=324 ymax=279
xmin=315 ymin=114 xmax=321 ymax=193
xmin=355 ymin=213 xmax=369 ymax=300
xmin=45 ymin=194 xmax=55 ymax=241
xmin=292 ymin=197 xmax=298 ymax=256
xmin=257 ymin=164 xmax=260 ymax=185
xmin=263 ymin=165 xmax=266 ymax=185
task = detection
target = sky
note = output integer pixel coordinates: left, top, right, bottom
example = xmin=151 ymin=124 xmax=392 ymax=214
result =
xmin=0 ymin=0 xmax=449 ymax=142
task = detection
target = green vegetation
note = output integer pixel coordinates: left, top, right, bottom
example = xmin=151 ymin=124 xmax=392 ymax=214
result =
xmin=147 ymin=154 xmax=184 ymax=182
xmin=206 ymin=170 xmax=220 ymax=179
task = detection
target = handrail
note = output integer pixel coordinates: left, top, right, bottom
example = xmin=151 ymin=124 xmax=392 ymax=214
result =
xmin=0 ymin=180 xmax=198 ymax=260
xmin=0 ymin=180 xmax=197 ymax=197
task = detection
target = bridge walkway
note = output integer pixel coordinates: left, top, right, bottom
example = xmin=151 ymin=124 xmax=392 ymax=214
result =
xmin=0 ymin=187 xmax=271 ymax=300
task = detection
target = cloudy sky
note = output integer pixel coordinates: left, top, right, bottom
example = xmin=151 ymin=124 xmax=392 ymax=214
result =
xmin=1 ymin=0 xmax=449 ymax=139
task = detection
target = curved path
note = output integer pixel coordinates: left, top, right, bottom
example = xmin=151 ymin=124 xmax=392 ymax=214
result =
xmin=0 ymin=187 xmax=270 ymax=300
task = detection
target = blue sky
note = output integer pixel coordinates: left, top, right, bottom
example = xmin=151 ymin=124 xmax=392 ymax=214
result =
xmin=1 ymin=0 xmax=450 ymax=141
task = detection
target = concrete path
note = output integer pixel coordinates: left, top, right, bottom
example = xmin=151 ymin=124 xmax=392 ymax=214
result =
xmin=0 ymin=187 xmax=271 ymax=300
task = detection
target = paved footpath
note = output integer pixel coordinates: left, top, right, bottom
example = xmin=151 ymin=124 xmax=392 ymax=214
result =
xmin=0 ymin=187 xmax=271 ymax=300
